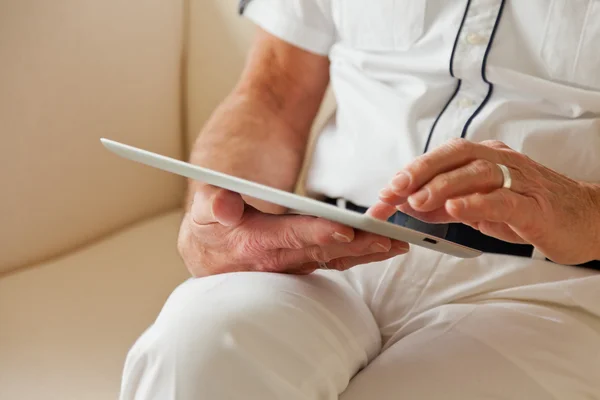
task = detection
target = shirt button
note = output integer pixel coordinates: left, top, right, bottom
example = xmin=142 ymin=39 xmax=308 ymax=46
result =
xmin=458 ymin=98 xmax=475 ymax=108
xmin=466 ymin=33 xmax=487 ymax=45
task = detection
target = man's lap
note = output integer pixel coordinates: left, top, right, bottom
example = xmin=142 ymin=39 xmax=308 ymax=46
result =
xmin=340 ymin=247 xmax=600 ymax=347
xmin=343 ymin=301 xmax=600 ymax=398
xmin=336 ymin=248 xmax=599 ymax=397
xmin=121 ymin=247 xmax=600 ymax=399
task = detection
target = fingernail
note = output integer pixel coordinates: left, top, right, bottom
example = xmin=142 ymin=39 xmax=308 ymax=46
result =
xmin=379 ymin=187 xmax=393 ymax=198
xmin=391 ymin=173 xmax=410 ymax=193
xmin=448 ymin=198 xmax=466 ymax=212
xmin=391 ymin=241 xmax=410 ymax=250
xmin=409 ymin=189 xmax=429 ymax=207
xmin=389 ymin=242 xmax=410 ymax=254
xmin=371 ymin=242 xmax=390 ymax=252
xmin=333 ymin=232 xmax=352 ymax=243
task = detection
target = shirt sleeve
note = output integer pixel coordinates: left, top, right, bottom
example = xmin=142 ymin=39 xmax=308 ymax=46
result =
xmin=240 ymin=0 xmax=336 ymax=56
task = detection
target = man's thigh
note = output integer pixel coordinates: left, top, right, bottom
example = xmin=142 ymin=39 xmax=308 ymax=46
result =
xmin=120 ymin=271 xmax=382 ymax=400
xmin=341 ymin=301 xmax=600 ymax=399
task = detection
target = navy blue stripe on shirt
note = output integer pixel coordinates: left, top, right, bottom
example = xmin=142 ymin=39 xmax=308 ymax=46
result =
xmin=460 ymin=0 xmax=507 ymax=138
xmin=423 ymin=0 xmax=472 ymax=154
xmin=239 ymin=0 xmax=252 ymax=15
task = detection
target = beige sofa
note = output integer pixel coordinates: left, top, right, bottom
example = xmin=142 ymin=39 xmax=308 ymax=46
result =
xmin=0 ymin=1 xmax=333 ymax=398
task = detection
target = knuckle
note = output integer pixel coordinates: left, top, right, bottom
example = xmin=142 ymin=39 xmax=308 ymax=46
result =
xmin=435 ymin=176 xmax=452 ymax=194
xmin=330 ymin=258 xmax=351 ymax=271
xmin=469 ymin=192 xmax=487 ymax=209
xmin=238 ymin=232 xmax=265 ymax=257
xmin=496 ymin=147 xmax=523 ymax=165
xmin=448 ymin=137 xmax=467 ymax=147
xmin=258 ymin=253 xmax=285 ymax=272
xmin=481 ymin=139 xmax=508 ymax=149
xmin=410 ymin=157 xmax=433 ymax=174
xmin=472 ymin=159 xmax=495 ymax=179
xmin=511 ymin=151 xmax=532 ymax=167
xmin=305 ymin=246 xmax=330 ymax=263
xmin=279 ymin=228 xmax=306 ymax=249
xmin=314 ymin=221 xmax=343 ymax=244
xmin=510 ymin=167 xmax=528 ymax=187
xmin=448 ymin=137 xmax=471 ymax=153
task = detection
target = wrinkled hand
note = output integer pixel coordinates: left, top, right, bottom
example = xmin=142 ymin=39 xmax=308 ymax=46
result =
xmin=178 ymin=185 xmax=410 ymax=277
xmin=369 ymin=138 xmax=600 ymax=265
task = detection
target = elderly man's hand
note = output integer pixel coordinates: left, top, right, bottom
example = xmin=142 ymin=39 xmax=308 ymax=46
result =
xmin=178 ymin=185 xmax=410 ymax=277
xmin=369 ymin=138 xmax=600 ymax=265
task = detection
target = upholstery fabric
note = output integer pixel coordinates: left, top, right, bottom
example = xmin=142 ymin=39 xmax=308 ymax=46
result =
xmin=0 ymin=0 xmax=186 ymax=273
xmin=0 ymin=210 xmax=190 ymax=400
xmin=186 ymin=0 xmax=255 ymax=149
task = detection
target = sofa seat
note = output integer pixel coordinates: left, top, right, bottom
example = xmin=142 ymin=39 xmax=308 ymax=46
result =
xmin=0 ymin=210 xmax=190 ymax=400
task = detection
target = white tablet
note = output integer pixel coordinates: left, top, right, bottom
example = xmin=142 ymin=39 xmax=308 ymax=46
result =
xmin=101 ymin=138 xmax=481 ymax=259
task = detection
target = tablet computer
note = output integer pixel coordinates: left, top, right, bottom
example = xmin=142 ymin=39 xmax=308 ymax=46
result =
xmin=101 ymin=138 xmax=481 ymax=259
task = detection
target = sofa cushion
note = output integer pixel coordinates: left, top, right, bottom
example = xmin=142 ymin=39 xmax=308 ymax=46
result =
xmin=0 ymin=210 xmax=190 ymax=400
xmin=0 ymin=0 xmax=186 ymax=273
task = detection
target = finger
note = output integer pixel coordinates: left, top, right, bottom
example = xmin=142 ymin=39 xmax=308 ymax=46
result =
xmin=370 ymin=200 xmax=459 ymax=225
xmin=327 ymin=246 xmax=409 ymax=271
xmin=378 ymin=187 xmax=407 ymax=207
xmin=271 ymin=230 xmax=409 ymax=267
xmin=389 ymin=139 xmax=507 ymax=197
xmin=242 ymin=212 xmax=356 ymax=250
xmin=407 ymin=159 xmax=510 ymax=212
xmin=446 ymin=189 xmax=540 ymax=234
xmin=479 ymin=139 xmax=512 ymax=150
xmin=396 ymin=202 xmax=458 ymax=224
xmin=476 ymin=221 xmax=528 ymax=244
xmin=191 ymin=185 xmax=245 ymax=226
xmin=400 ymin=197 xmax=528 ymax=243
xmin=366 ymin=201 xmax=398 ymax=220
xmin=296 ymin=245 xmax=410 ymax=273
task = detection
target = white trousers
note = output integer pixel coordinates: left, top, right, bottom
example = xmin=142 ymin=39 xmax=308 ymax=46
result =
xmin=120 ymin=247 xmax=600 ymax=399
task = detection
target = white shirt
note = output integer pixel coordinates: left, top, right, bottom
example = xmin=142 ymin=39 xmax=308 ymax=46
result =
xmin=242 ymin=0 xmax=600 ymax=207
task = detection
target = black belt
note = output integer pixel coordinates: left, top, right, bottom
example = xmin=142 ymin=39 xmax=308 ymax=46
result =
xmin=324 ymin=197 xmax=600 ymax=271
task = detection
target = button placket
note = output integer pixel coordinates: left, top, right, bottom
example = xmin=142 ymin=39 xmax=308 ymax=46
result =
xmin=453 ymin=0 xmax=502 ymax=82
xmin=428 ymin=81 xmax=489 ymax=150
xmin=457 ymin=97 xmax=476 ymax=109
xmin=426 ymin=0 xmax=504 ymax=151
xmin=465 ymin=32 xmax=488 ymax=46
